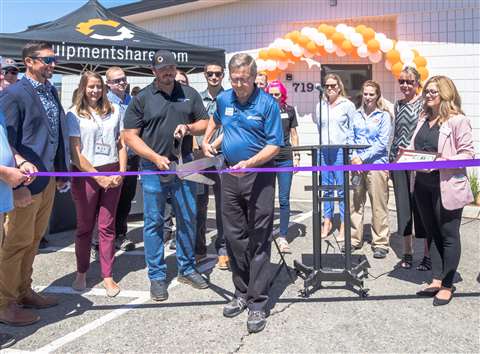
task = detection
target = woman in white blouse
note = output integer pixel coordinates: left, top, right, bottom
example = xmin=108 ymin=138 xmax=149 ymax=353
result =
xmin=67 ymin=71 xmax=127 ymax=297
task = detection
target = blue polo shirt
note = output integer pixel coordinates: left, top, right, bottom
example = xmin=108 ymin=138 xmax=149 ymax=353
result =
xmin=0 ymin=111 xmax=15 ymax=213
xmin=213 ymin=87 xmax=284 ymax=165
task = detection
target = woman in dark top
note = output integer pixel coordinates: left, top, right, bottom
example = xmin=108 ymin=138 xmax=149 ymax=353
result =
xmin=389 ymin=66 xmax=429 ymax=270
xmin=266 ymin=80 xmax=299 ymax=253
xmin=410 ymin=76 xmax=475 ymax=306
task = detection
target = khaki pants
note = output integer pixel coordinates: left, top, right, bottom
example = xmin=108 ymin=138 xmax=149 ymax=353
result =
xmin=0 ymin=179 xmax=56 ymax=308
xmin=350 ymin=170 xmax=390 ymax=249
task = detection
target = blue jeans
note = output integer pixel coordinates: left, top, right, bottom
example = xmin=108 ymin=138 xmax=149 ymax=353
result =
xmin=275 ymin=159 xmax=293 ymax=237
xmin=320 ymin=148 xmax=344 ymax=221
xmin=141 ymin=161 xmax=197 ymax=281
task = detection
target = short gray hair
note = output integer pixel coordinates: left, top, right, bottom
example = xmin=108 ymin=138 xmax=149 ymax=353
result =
xmin=228 ymin=53 xmax=257 ymax=78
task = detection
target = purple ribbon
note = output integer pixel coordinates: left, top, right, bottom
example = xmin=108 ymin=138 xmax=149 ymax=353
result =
xmin=32 ymin=159 xmax=480 ymax=177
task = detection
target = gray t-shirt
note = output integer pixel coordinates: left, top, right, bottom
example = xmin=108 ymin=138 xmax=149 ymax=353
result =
xmin=67 ymin=104 xmax=123 ymax=167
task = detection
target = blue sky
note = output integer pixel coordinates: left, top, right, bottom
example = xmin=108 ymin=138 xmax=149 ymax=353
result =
xmin=0 ymin=0 xmax=138 ymax=33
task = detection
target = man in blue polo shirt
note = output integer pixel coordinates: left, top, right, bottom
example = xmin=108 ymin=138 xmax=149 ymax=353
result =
xmin=202 ymin=53 xmax=283 ymax=334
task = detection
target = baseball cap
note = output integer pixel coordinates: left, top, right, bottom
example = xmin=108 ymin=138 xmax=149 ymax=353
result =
xmin=152 ymin=50 xmax=176 ymax=69
xmin=0 ymin=57 xmax=18 ymax=71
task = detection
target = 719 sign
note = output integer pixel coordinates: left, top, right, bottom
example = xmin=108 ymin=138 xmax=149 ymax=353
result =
xmin=292 ymin=82 xmax=315 ymax=93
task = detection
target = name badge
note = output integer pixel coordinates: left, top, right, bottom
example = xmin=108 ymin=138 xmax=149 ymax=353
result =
xmin=280 ymin=113 xmax=289 ymax=119
xmin=95 ymin=143 xmax=111 ymax=156
xmin=440 ymin=124 xmax=451 ymax=136
xmin=225 ymin=107 xmax=234 ymax=116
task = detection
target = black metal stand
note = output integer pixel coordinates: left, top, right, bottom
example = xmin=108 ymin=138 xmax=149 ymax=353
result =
xmin=292 ymin=144 xmax=370 ymax=298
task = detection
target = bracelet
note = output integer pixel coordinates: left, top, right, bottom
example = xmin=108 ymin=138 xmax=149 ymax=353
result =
xmin=17 ymin=160 xmax=29 ymax=168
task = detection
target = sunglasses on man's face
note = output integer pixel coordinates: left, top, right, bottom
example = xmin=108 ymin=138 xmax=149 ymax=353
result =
xmin=109 ymin=77 xmax=127 ymax=85
xmin=206 ymin=71 xmax=223 ymax=78
xmin=398 ymin=79 xmax=415 ymax=85
xmin=4 ymin=69 xmax=18 ymax=75
xmin=30 ymin=56 xmax=57 ymax=65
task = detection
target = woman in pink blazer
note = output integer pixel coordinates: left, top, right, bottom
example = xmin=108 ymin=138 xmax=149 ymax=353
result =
xmin=409 ymin=76 xmax=475 ymax=306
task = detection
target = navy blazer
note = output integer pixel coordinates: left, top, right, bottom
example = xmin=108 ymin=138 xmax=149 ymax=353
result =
xmin=0 ymin=76 xmax=70 ymax=195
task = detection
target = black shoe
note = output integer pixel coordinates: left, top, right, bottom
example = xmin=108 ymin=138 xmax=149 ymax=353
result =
xmin=0 ymin=333 xmax=16 ymax=349
xmin=373 ymin=247 xmax=388 ymax=259
xmin=38 ymin=238 xmax=48 ymax=250
xmin=150 ymin=280 xmax=168 ymax=301
xmin=247 ymin=310 xmax=267 ymax=333
xmin=341 ymin=244 xmax=361 ymax=253
xmin=223 ymin=297 xmax=247 ymax=318
xmin=433 ymin=287 xmax=456 ymax=306
xmin=416 ymin=287 xmax=441 ymax=297
xmin=120 ymin=238 xmax=135 ymax=252
xmin=169 ymin=237 xmax=176 ymax=250
xmin=178 ymin=271 xmax=208 ymax=289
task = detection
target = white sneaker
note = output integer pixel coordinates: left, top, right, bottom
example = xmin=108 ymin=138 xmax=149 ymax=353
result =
xmin=277 ymin=237 xmax=291 ymax=254
xmin=90 ymin=247 xmax=99 ymax=262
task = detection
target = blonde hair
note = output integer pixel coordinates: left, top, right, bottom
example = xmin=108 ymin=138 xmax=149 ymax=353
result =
xmin=361 ymin=80 xmax=387 ymax=111
xmin=105 ymin=66 xmax=124 ymax=81
xmin=422 ymin=75 xmax=464 ymax=125
xmin=73 ymin=71 xmax=113 ymax=119
xmin=323 ymin=73 xmax=347 ymax=99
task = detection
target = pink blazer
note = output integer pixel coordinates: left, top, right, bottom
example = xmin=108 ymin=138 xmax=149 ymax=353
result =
xmin=409 ymin=114 xmax=475 ymax=210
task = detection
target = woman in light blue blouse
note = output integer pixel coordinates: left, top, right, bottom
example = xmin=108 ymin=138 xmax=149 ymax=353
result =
xmin=313 ymin=73 xmax=356 ymax=239
xmin=348 ymin=80 xmax=391 ymax=259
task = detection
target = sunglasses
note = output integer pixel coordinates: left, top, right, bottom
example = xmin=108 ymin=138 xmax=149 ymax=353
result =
xmin=109 ymin=77 xmax=127 ymax=85
xmin=3 ymin=69 xmax=18 ymax=75
xmin=324 ymin=84 xmax=337 ymax=89
xmin=398 ymin=79 xmax=415 ymax=85
xmin=424 ymin=89 xmax=439 ymax=96
xmin=270 ymin=92 xmax=282 ymax=98
xmin=30 ymin=56 xmax=57 ymax=65
xmin=206 ymin=71 xmax=223 ymax=78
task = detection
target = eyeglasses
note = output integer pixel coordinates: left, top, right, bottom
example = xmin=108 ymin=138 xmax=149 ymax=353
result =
xmin=424 ymin=89 xmax=439 ymax=97
xmin=30 ymin=56 xmax=57 ymax=65
xmin=324 ymin=84 xmax=337 ymax=89
xmin=108 ymin=77 xmax=127 ymax=85
xmin=4 ymin=69 xmax=18 ymax=75
xmin=398 ymin=79 xmax=415 ymax=85
xmin=229 ymin=77 xmax=251 ymax=86
xmin=206 ymin=71 xmax=223 ymax=78
xmin=270 ymin=92 xmax=282 ymax=98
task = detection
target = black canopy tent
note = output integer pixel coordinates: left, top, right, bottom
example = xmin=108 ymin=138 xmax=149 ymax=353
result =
xmin=0 ymin=0 xmax=225 ymax=75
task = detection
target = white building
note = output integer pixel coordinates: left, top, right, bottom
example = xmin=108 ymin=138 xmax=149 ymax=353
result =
xmin=62 ymin=0 xmax=480 ymax=154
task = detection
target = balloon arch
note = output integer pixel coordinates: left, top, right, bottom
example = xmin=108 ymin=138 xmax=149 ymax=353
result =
xmin=256 ymin=23 xmax=429 ymax=82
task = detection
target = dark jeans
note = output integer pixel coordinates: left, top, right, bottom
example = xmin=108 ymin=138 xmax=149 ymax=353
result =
xmin=274 ymin=159 xmax=293 ymax=237
xmin=195 ymin=173 xmax=227 ymax=256
xmin=222 ymin=170 xmax=275 ymax=311
xmin=414 ymin=179 xmax=462 ymax=288
xmin=115 ymin=156 xmax=139 ymax=238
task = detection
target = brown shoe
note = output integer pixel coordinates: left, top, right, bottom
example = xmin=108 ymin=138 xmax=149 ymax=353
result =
xmin=0 ymin=303 xmax=40 ymax=327
xmin=217 ymin=255 xmax=230 ymax=270
xmin=19 ymin=291 xmax=58 ymax=309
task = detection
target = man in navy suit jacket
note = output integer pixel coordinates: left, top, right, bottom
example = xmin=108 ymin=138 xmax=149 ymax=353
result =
xmin=0 ymin=42 xmax=70 ymax=327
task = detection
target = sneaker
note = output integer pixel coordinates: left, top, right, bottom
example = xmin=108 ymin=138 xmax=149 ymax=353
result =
xmin=150 ymin=280 xmax=168 ymax=301
xmin=247 ymin=310 xmax=267 ymax=333
xmin=90 ymin=247 xmax=99 ymax=262
xmin=0 ymin=333 xmax=16 ymax=349
xmin=119 ymin=238 xmax=135 ymax=252
xmin=217 ymin=255 xmax=230 ymax=270
xmin=223 ymin=297 xmax=247 ymax=318
xmin=373 ymin=247 xmax=388 ymax=259
xmin=169 ymin=237 xmax=176 ymax=250
xmin=277 ymin=237 xmax=291 ymax=254
xmin=178 ymin=271 xmax=208 ymax=289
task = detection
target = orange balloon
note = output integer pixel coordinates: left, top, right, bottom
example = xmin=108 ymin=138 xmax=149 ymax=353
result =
xmin=297 ymin=35 xmax=311 ymax=47
xmin=355 ymin=24 xmax=367 ymax=33
xmin=392 ymin=62 xmax=403 ymax=76
xmin=417 ymin=66 xmax=429 ymax=81
xmin=386 ymin=49 xmax=401 ymax=63
xmin=331 ymin=32 xmax=345 ymax=45
xmin=318 ymin=24 xmax=329 ymax=34
xmin=267 ymin=69 xmax=280 ymax=80
xmin=324 ymin=25 xmax=336 ymax=38
xmin=362 ymin=27 xmax=375 ymax=42
xmin=306 ymin=41 xmax=318 ymax=53
xmin=258 ymin=49 xmax=269 ymax=60
xmin=341 ymin=40 xmax=354 ymax=54
xmin=412 ymin=49 xmax=420 ymax=56
xmin=414 ymin=55 xmax=427 ymax=67
xmin=286 ymin=30 xmax=301 ymax=42
xmin=367 ymin=39 xmax=380 ymax=53
xmin=317 ymin=46 xmax=327 ymax=57
xmin=350 ymin=49 xmax=359 ymax=59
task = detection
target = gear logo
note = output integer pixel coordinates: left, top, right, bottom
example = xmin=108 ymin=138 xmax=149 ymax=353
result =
xmin=76 ymin=18 xmax=134 ymax=41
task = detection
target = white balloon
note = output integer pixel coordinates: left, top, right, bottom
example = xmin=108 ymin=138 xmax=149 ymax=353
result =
xmin=406 ymin=62 xmax=417 ymax=69
xmin=336 ymin=23 xmax=348 ymax=34
xmin=324 ymin=40 xmax=336 ymax=53
xmin=282 ymin=39 xmax=295 ymax=52
xmin=351 ymin=33 xmax=364 ymax=47
xmin=395 ymin=41 xmax=409 ymax=52
xmin=375 ymin=32 xmax=387 ymax=42
xmin=313 ymin=32 xmax=327 ymax=46
xmin=291 ymin=44 xmax=304 ymax=57
xmin=400 ymin=49 xmax=415 ymax=65
xmin=336 ymin=48 xmax=346 ymax=57
xmin=277 ymin=61 xmax=289 ymax=70
xmin=380 ymin=38 xmax=394 ymax=53
xmin=265 ymin=59 xmax=277 ymax=71
xmin=385 ymin=60 xmax=392 ymax=71
xmin=357 ymin=44 xmax=369 ymax=58
xmin=270 ymin=38 xmax=283 ymax=49
xmin=369 ymin=51 xmax=383 ymax=63
xmin=301 ymin=26 xmax=316 ymax=37
xmin=256 ymin=59 xmax=266 ymax=71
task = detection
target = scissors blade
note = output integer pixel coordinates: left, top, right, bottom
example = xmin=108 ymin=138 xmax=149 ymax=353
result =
xmin=176 ymin=155 xmax=224 ymax=178
xmin=182 ymin=173 xmax=216 ymax=185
